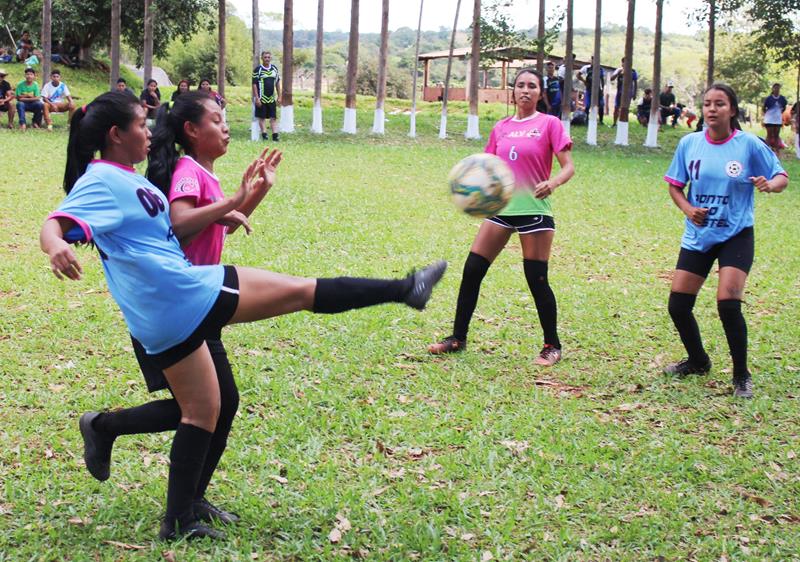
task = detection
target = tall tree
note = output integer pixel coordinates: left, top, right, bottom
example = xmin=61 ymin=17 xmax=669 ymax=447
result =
xmin=586 ymin=0 xmax=601 ymax=146
xmin=438 ymin=0 xmax=462 ymax=139
xmin=536 ymin=0 xmax=545 ymax=73
xmin=408 ymin=0 xmax=424 ymax=138
xmin=252 ymin=0 xmax=260 ymax=68
xmin=311 ymin=0 xmax=324 ymax=133
xmin=110 ymin=0 xmax=121 ymax=89
xmin=644 ymin=0 xmax=663 ymax=148
xmin=465 ymin=0 xmax=481 ymax=139
xmin=41 ymin=0 xmax=51 ymax=80
xmin=614 ymin=0 xmax=635 ymax=145
xmin=560 ymin=0 xmax=573 ymax=134
xmin=281 ymin=0 xmax=295 ymax=133
xmin=218 ymin=0 xmax=226 ymax=97
xmin=143 ymin=0 xmax=154 ymax=84
xmin=372 ymin=0 xmax=390 ymax=135
xmin=342 ymin=0 xmax=359 ymax=134
xmin=707 ymin=0 xmax=716 ymax=88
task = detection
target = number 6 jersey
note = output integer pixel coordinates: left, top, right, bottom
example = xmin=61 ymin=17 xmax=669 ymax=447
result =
xmin=484 ymin=112 xmax=572 ymax=217
xmin=664 ymin=129 xmax=787 ymax=252
xmin=49 ymin=160 xmax=224 ymax=354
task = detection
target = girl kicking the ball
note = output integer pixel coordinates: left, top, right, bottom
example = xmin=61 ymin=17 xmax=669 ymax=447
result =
xmin=662 ymin=83 xmax=788 ymax=398
xmin=41 ymin=91 xmax=446 ymax=540
xmin=428 ymin=68 xmax=574 ymax=366
xmin=77 ymin=91 xmax=278 ymax=533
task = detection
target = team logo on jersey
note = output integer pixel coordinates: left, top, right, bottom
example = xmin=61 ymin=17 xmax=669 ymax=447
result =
xmin=174 ymin=176 xmax=200 ymax=193
xmin=725 ymin=160 xmax=743 ymax=178
xmin=526 ymin=128 xmax=542 ymax=138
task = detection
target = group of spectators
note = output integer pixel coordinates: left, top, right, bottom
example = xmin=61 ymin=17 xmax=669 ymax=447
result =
xmin=0 ymin=67 xmax=75 ymax=130
xmin=114 ymin=76 xmax=228 ymax=127
xmin=1 ymin=31 xmax=80 ymax=68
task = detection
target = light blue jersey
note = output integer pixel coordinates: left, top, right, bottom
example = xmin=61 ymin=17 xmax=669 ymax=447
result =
xmin=664 ymin=130 xmax=786 ymax=252
xmin=51 ymin=160 xmax=224 ymax=354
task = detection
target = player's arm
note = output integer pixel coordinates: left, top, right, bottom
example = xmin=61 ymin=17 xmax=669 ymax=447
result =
xmin=751 ymin=174 xmax=788 ymax=193
xmin=276 ymin=76 xmax=282 ymax=105
xmin=40 ymin=216 xmax=83 ymax=280
xmin=533 ymin=149 xmax=575 ymax=199
xmin=668 ymin=184 xmax=707 ymax=225
xmin=235 ymin=148 xmax=282 ymax=222
xmin=252 ymin=81 xmax=261 ymax=106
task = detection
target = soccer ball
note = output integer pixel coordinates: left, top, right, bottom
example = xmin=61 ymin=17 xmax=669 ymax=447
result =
xmin=448 ymin=153 xmax=515 ymax=218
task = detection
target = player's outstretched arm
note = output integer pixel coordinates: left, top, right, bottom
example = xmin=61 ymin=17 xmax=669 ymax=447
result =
xmin=235 ymin=148 xmax=283 ymax=221
xmin=40 ymin=217 xmax=83 ymax=281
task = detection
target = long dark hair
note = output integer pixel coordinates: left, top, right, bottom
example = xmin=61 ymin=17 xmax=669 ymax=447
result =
xmin=510 ymin=67 xmax=548 ymax=114
xmin=147 ymin=91 xmax=213 ymax=195
xmin=704 ymin=82 xmax=742 ymax=131
xmin=63 ymin=91 xmax=141 ymax=194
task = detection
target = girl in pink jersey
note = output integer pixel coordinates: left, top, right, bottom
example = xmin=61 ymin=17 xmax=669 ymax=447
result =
xmin=428 ymin=68 xmax=575 ymax=366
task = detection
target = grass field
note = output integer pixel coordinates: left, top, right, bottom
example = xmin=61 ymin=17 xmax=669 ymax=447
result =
xmin=1 ymin=95 xmax=799 ymax=561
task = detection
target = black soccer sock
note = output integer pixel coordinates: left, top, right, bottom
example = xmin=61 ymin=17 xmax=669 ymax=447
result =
xmin=523 ymin=259 xmax=561 ymax=349
xmin=166 ymin=423 xmax=213 ymax=525
xmin=668 ymin=292 xmax=709 ymax=365
xmin=92 ymin=399 xmax=181 ymax=437
xmin=194 ymin=341 xmax=239 ymax=501
xmin=718 ymin=299 xmax=748 ymax=376
xmin=312 ymin=276 xmax=412 ymax=313
xmin=452 ymin=252 xmax=491 ymax=341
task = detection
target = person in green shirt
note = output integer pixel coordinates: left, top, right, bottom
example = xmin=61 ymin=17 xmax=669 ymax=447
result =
xmin=15 ymin=67 xmax=44 ymax=130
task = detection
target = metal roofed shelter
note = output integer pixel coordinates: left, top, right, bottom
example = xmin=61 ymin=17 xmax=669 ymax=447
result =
xmin=418 ymin=46 xmax=616 ymax=104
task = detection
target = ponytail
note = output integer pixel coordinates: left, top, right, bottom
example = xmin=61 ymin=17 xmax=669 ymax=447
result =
xmin=63 ymin=91 xmax=141 ymax=194
xmin=146 ymin=91 xmax=211 ymax=195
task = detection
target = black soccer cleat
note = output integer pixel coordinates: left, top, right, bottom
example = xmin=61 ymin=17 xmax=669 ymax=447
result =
xmin=272 ymin=132 xmax=279 ymax=142
xmin=79 ymin=412 xmax=116 ymax=482
xmin=158 ymin=517 xmax=226 ymax=541
xmin=732 ymin=372 xmax=754 ymax=399
xmin=404 ymin=260 xmax=447 ymax=310
xmin=663 ymin=357 xmax=712 ymax=377
xmin=194 ymin=498 xmax=240 ymax=525
xmin=427 ymin=335 xmax=466 ymax=355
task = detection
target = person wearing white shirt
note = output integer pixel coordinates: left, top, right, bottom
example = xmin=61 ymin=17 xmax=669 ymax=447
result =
xmin=42 ymin=68 xmax=75 ymax=130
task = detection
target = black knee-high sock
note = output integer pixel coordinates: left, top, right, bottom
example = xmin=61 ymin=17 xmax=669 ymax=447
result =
xmin=523 ymin=259 xmax=561 ymax=349
xmin=166 ymin=423 xmax=213 ymax=525
xmin=452 ymin=252 xmax=491 ymax=341
xmin=718 ymin=299 xmax=748 ymax=376
xmin=92 ymin=399 xmax=181 ymax=437
xmin=668 ymin=292 xmax=709 ymax=364
xmin=194 ymin=341 xmax=239 ymax=501
xmin=313 ymin=276 xmax=412 ymax=313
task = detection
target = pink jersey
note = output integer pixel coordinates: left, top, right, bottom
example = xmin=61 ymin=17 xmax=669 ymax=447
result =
xmin=485 ymin=112 xmax=572 ymax=216
xmin=168 ymin=156 xmax=226 ymax=265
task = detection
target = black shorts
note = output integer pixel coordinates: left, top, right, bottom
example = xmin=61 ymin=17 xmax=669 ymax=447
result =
xmin=254 ymin=101 xmax=276 ymax=119
xmin=486 ymin=214 xmax=555 ymax=235
xmin=675 ymin=227 xmax=754 ymax=278
xmin=142 ymin=266 xmax=239 ymax=372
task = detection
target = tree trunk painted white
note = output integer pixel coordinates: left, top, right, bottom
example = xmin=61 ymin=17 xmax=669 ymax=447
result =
xmin=343 ymin=0 xmax=359 ymax=134
xmin=311 ymin=99 xmax=324 ymax=134
xmin=465 ymin=0 xmax=480 ymax=139
xmin=586 ymin=106 xmax=598 ymax=145
xmin=251 ymin=106 xmax=260 ymax=141
xmin=372 ymin=0 xmax=389 ymax=135
xmin=343 ymin=107 xmax=357 ymax=134
xmin=281 ymin=0 xmax=294 ymax=133
xmin=408 ymin=0 xmax=424 ymax=138
xmin=372 ymin=108 xmax=385 ymax=134
xmin=561 ymin=117 xmax=571 ymax=137
xmin=644 ymin=0 xmax=662 ymax=148
xmin=795 ymin=134 xmax=800 ymax=159
xmin=439 ymin=0 xmax=461 ymax=140
xmin=280 ymin=105 xmax=295 ymax=133
xmin=614 ymin=120 xmax=629 ymax=145
xmin=312 ymin=0 xmax=324 ymax=134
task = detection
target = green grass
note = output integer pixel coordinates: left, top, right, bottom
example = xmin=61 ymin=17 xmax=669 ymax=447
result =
xmin=1 ymin=92 xmax=799 ymax=561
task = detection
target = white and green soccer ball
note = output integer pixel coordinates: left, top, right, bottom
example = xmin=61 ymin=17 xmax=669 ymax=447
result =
xmin=448 ymin=153 xmax=515 ymax=218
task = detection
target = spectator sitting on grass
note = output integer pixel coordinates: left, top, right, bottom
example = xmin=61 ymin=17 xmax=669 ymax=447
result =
xmin=637 ymin=88 xmax=653 ymax=126
xmin=0 ymin=47 xmax=13 ymax=63
xmin=15 ymin=31 xmax=34 ymax=62
xmin=42 ymin=69 xmax=76 ymax=130
xmin=0 ymin=68 xmax=16 ymax=129
xmin=171 ymin=79 xmax=190 ymax=102
xmin=198 ymin=78 xmax=226 ymax=109
xmin=15 ymin=67 xmax=44 ymax=131
xmin=114 ymin=78 xmax=135 ymax=96
xmin=140 ymin=79 xmax=161 ymax=125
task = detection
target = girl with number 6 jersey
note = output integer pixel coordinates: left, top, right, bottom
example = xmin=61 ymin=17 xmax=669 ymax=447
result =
xmin=662 ymin=83 xmax=788 ymax=398
xmin=40 ymin=91 xmax=447 ymax=540
xmin=428 ymin=68 xmax=575 ymax=366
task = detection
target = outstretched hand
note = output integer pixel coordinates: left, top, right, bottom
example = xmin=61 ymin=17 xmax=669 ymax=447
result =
xmin=48 ymin=239 xmax=83 ymax=281
xmin=255 ymin=147 xmax=283 ymax=192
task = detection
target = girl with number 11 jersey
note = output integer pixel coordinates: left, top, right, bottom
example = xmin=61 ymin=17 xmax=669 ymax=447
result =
xmin=428 ymin=68 xmax=575 ymax=365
